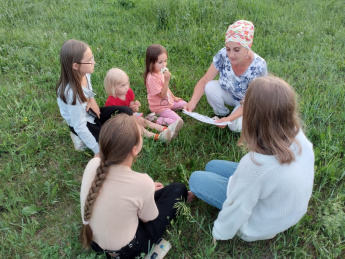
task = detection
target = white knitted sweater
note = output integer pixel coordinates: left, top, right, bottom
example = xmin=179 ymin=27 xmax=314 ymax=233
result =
xmin=213 ymin=130 xmax=315 ymax=241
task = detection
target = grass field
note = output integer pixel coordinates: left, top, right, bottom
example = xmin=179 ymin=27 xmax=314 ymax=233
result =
xmin=0 ymin=0 xmax=344 ymax=258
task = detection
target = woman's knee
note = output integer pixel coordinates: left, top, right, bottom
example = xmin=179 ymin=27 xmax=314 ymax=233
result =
xmin=228 ymin=117 xmax=242 ymax=132
xmin=189 ymin=171 xmax=206 ymax=193
xmin=204 ymin=80 xmax=219 ymax=97
xmin=205 ymin=160 xmax=221 ymax=172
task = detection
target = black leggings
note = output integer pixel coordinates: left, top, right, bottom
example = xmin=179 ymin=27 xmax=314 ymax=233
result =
xmin=91 ymin=183 xmax=188 ymax=259
xmin=70 ymin=106 xmax=132 ymax=142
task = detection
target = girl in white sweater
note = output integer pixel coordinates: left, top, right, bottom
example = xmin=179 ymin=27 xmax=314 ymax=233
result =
xmin=189 ymin=76 xmax=315 ymax=242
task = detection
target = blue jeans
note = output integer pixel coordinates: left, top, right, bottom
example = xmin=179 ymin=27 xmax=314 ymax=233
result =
xmin=189 ymin=160 xmax=239 ymax=210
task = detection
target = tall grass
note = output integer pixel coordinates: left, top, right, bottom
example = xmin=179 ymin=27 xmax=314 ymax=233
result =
xmin=0 ymin=0 xmax=344 ymax=258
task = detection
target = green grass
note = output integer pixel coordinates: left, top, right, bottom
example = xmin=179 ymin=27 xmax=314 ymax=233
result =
xmin=1 ymin=0 xmax=344 ymax=258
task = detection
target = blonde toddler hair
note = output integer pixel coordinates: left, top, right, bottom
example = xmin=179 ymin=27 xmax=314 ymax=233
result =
xmin=104 ymin=68 xmax=129 ymax=97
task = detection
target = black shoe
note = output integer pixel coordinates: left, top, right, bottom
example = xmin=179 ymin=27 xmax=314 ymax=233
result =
xmin=212 ymin=113 xmax=229 ymax=119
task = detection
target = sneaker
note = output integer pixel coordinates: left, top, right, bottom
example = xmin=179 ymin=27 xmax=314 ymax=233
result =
xmin=167 ymin=119 xmax=184 ymax=139
xmin=145 ymin=112 xmax=158 ymax=122
xmin=70 ymin=132 xmax=86 ymax=151
xmin=158 ymin=128 xmax=172 ymax=142
xmin=212 ymin=113 xmax=229 ymax=119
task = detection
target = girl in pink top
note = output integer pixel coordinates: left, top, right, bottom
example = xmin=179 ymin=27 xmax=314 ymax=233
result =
xmin=144 ymin=44 xmax=187 ymax=126
xmin=104 ymin=68 xmax=184 ymax=141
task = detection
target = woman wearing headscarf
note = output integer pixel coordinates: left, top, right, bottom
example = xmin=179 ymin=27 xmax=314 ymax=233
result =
xmin=184 ymin=20 xmax=268 ymax=132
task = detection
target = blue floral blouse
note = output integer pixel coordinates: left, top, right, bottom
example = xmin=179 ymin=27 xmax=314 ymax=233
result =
xmin=213 ymin=47 xmax=268 ymax=101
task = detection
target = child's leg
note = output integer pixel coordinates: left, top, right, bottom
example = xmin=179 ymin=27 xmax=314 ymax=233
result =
xmin=172 ymin=100 xmax=187 ymax=111
xmin=136 ymin=117 xmax=166 ymax=132
xmin=141 ymin=125 xmax=172 ymax=142
xmin=156 ymin=109 xmax=182 ymax=125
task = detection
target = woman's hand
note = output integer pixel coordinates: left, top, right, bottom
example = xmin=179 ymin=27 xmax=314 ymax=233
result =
xmin=154 ymin=182 xmax=164 ymax=191
xmin=184 ymin=101 xmax=196 ymax=112
xmin=215 ymin=116 xmax=230 ymax=129
xmin=86 ymin=98 xmax=100 ymax=118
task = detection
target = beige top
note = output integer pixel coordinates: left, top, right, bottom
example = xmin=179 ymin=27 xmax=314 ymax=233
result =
xmin=80 ymin=158 xmax=158 ymax=250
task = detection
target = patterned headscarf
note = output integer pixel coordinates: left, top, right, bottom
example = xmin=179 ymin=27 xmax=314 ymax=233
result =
xmin=225 ymin=20 xmax=254 ymax=50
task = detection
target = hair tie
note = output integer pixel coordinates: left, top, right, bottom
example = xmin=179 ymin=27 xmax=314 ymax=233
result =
xmin=82 ymin=219 xmax=89 ymax=225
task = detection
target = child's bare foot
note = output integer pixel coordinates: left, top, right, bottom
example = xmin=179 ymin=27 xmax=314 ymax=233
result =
xmin=187 ymin=191 xmax=195 ymax=204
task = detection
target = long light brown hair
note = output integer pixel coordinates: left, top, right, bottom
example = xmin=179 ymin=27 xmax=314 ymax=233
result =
xmin=80 ymin=114 xmax=141 ymax=249
xmin=56 ymin=39 xmax=89 ymax=105
xmin=238 ymin=76 xmax=301 ymax=164
xmin=143 ymin=44 xmax=167 ymax=86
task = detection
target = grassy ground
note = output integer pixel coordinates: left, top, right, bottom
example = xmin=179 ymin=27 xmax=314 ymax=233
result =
xmin=1 ymin=0 xmax=344 ymax=258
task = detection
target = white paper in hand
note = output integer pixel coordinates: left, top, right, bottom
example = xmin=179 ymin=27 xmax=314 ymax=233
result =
xmin=182 ymin=109 xmax=231 ymax=125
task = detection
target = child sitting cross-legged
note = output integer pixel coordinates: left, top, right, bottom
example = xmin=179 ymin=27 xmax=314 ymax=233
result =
xmin=104 ymin=68 xmax=183 ymax=142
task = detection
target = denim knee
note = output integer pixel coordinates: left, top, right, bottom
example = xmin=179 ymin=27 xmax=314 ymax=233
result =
xmin=189 ymin=171 xmax=202 ymax=193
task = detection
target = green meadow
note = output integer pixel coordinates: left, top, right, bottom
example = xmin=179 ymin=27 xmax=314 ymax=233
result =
xmin=0 ymin=0 xmax=344 ymax=258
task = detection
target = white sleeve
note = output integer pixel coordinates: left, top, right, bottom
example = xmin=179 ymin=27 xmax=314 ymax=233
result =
xmin=66 ymin=89 xmax=99 ymax=154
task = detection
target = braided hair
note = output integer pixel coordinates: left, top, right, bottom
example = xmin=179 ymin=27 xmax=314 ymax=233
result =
xmin=80 ymin=114 xmax=141 ymax=249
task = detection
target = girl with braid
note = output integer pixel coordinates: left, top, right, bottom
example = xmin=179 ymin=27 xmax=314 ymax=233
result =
xmin=80 ymin=114 xmax=188 ymax=258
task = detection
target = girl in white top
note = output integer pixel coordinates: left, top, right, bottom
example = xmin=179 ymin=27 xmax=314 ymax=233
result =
xmin=56 ymin=40 xmax=132 ymax=156
xmin=189 ymin=76 xmax=315 ymax=242
xmin=80 ymin=114 xmax=187 ymax=258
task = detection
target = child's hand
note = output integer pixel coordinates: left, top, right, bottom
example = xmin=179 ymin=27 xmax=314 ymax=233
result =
xmin=134 ymin=100 xmax=141 ymax=107
xmin=129 ymin=101 xmax=139 ymax=112
xmin=87 ymin=98 xmax=100 ymax=118
xmin=154 ymin=182 xmax=164 ymax=191
xmin=163 ymin=70 xmax=171 ymax=81
xmin=174 ymin=96 xmax=182 ymax=102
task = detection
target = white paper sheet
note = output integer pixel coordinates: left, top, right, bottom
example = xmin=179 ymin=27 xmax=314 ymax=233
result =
xmin=182 ymin=109 xmax=231 ymax=125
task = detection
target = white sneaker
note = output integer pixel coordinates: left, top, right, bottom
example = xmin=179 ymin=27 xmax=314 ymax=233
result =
xmin=168 ymin=119 xmax=183 ymax=139
xmin=70 ymin=132 xmax=86 ymax=151
xmin=145 ymin=112 xmax=158 ymax=122
xmin=158 ymin=128 xmax=172 ymax=142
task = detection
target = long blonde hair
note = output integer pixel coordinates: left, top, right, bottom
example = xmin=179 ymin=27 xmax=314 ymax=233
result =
xmin=238 ymin=76 xmax=301 ymax=164
xmin=80 ymin=114 xmax=141 ymax=249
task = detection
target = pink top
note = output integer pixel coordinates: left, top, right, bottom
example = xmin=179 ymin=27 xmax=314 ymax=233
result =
xmin=80 ymin=158 xmax=158 ymax=250
xmin=105 ymin=88 xmax=135 ymax=107
xmin=146 ymin=73 xmax=174 ymax=113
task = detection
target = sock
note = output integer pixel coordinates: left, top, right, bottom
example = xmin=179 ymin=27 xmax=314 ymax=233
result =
xmin=163 ymin=127 xmax=167 ymax=131
xmin=154 ymin=134 xmax=159 ymax=141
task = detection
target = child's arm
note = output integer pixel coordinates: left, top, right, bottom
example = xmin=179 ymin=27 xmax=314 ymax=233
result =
xmin=86 ymin=97 xmax=100 ymax=118
xmin=129 ymin=101 xmax=139 ymax=112
xmin=158 ymin=71 xmax=171 ymax=98
xmin=170 ymin=90 xmax=182 ymax=102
